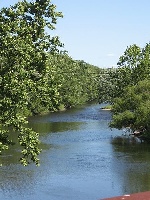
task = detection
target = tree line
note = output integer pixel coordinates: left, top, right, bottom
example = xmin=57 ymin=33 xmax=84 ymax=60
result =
xmin=99 ymin=44 xmax=150 ymax=141
xmin=0 ymin=0 xmax=102 ymax=166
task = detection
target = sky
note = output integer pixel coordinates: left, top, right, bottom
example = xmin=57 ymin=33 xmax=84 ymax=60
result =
xmin=1 ymin=0 xmax=150 ymax=68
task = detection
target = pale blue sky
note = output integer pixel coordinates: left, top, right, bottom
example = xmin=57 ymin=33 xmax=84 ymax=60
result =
xmin=1 ymin=0 xmax=150 ymax=68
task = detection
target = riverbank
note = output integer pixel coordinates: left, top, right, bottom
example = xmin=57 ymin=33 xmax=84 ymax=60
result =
xmin=100 ymin=104 xmax=112 ymax=111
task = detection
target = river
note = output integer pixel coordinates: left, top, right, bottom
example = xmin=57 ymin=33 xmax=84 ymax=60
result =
xmin=1 ymin=103 xmax=150 ymax=200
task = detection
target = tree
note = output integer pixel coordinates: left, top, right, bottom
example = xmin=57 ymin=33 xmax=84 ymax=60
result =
xmin=98 ymin=68 xmax=118 ymax=103
xmin=99 ymin=43 xmax=150 ymax=104
xmin=98 ymin=42 xmax=150 ymax=141
xmin=117 ymin=44 xmax=141 ymax=69
xmin=110 ymin=79 xmax=150 ymax=141
xmin=45 ymin=54 xmax=101 ymax=109
xmin=0 ymin=0 xmax=63 ymax=165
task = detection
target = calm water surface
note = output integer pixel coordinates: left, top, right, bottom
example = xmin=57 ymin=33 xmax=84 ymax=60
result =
xmin=1 ymin=103 xmax=150 ymax=200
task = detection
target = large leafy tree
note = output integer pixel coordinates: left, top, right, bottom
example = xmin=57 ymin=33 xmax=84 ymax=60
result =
xmin=0 ymin=0 xmax=63 ymax=165
xmin=117 ymin=44 xmax=141 ymax=69
xmin=108 ymin=43 xmax=150 ymax=140
xmin=97 ymin=42 xmax=150 ymax=142
xmin=99 ymin=43 xmax=150 ymax=104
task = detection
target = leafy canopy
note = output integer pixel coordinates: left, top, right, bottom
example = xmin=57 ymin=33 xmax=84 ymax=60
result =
xmin=110 ymin=79 xmax=150 ymax=134
xmin=0 ymin=0 xmax=63 ymax=166
xmin=108 ymin=43 xmax=150 ymax=139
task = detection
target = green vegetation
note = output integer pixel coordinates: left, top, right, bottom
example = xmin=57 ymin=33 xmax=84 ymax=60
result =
xmin=0 ymin=0 xmax=102 ymax=165
xmin=100 ymin=44 xmax=150 ymax=141
xmin=99 ymin=44 xmax=150 ymax=103
xmin=101 ymin=105 xmax=112 ymax=110
xmin=0 ymin=0 xmax=64 ymax=166
xmin=110 ymin=80 xmax=150 ymax=130
xmin=1 ymin=0 xmax=150 ymax=166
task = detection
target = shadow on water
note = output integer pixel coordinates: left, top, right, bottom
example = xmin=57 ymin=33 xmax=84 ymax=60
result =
xmin=30 ymin=121 xmax=83 ymax=134
xmin=111 ymin=135 xmax=150 ymax=162
xmin=111 ymin=135 xmax=150 ymax=195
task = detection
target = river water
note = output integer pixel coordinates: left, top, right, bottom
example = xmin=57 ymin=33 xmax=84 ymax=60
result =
xmin=1 ymin=103 xmax=150 ymax=200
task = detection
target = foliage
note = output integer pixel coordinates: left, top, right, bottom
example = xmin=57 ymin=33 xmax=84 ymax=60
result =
xmin=98 ymin=43 xmax=150 ymax=140
xmin=99 ymin=43 xmax=150 ymax=103
xmin=0 ymin=0 xmax=63 ymax=166
xmin=0 ymin=0 xmax=102 ymax=165
xmin=117 ymin=44 xmax=141 ymax=68
xmin=98 ymin=68 xmax=117 ymax=103
xmin=110 ymin=79 xmax=150 ymax=139
xmin=45 ymin=54 xmax=101 ymax=109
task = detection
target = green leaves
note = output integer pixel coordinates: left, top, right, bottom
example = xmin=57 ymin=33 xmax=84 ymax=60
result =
xmin=0 ymin=0 xmax=101 ymax=165
xmin=110 ymin=79 xmax=150 ymax=136
xmin=18 ymin=126 xmax=41 ymax=166
xmin=117 ymin=44 xmax=141 ymax=68
xmin=0 ymin=0 xmax=63 ymax=165
xmin=110 ymin=110 xmax=135 ymax=129
xmin=46 ymin=54 xmax=101 ymax=110
xmin=101 ymin=42 xmax=150 ymax=140
xmin=99 ymin=42 xmax=150 ymax=104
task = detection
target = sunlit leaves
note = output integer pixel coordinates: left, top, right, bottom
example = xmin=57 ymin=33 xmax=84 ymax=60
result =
xmin=46 ymin=54 xmax=101 ymax=109
xmin=117 ymin=44 xmax=141 ymax=69
xmin=0 ymin=0 xmax=62 ymax=165
xmin=0 ymin=0 xmax=103 ymax=166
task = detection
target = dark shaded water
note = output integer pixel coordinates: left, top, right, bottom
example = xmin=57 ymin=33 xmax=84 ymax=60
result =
xmin=1 ymin=103 xmax=150 ymax=200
